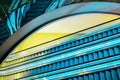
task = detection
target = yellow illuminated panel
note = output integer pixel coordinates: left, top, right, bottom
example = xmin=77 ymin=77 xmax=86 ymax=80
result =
xmin=13 ymin=13 xmax=120 ymax=53
xmin=15 ymin=33 xmax=69 ymax=52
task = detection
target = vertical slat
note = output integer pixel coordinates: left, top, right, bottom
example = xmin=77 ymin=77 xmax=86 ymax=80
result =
xmin=98 ymin=51 xmax=104 ymax=59
xmin=112 ymin=28 xmax=118 ymax=34
xmin=83 ymin=55 xmax=88 ymax=63
xmin=89 ymin=36 xmax=93 ymax=42
xmin=56 ymin=46 xmax=59 ymax=52
xmin=114 ymin=46 xmax=120 ymax=55
xmin=57 ymin=62 xmax=61 ymax=69
xmin=44 ymin=66 xmax=47 ymax=72
xmin=79 ymin=56 xmax=83 ymax=63
xmin=57 ymin=46 xmax=60 ymax=51
xmin=93 ymin=52 xmax=98 ymax=60
xmin=70 ymin=59 xmax=74 ymax=66
xmin=33 ymin=68 xmax=37 ymax=75
xmin=118 ymin=27 xmax=120 ymax=32
xmin=41 ymin=66 xmax=45 ymax=72
xmin=65 ymin=60 xmax=69 ymax=67
xmin=54 ymin=47 xmax=57 ymax=52
xmin=61 ymin=61 xmax=65 ymax=68
xmin=64 ymin=44 xmax=67 ymax=49
xmin=103 ymin=49 xmax=109 ymax=57
xmin=109 ymin=48 xmax=114 ymax=56
xmin=111 ymin=69 xmax=119 ymax=80
xmin=47 ymin=49 xmax=51 ymax=54
xmin=72 ymin=41 xmax=76 ymax=47
xmin=117 ymin=68 xmax=120 ymax=79
xmin=105 ymin=70 xmax=112 ymax=80
xmin=98 ymin=33 xmax=102 ymax=39
xmin=93 ymin=34 xmax=98 ymax=40
xmin=66 ymin=44 xmax=69 ymax=48
xmin=76 ymin=40 xmax=80 ymax=45
xmin=107 ymin=30 xmax=113 ymax=36
xmin=83 ymin=75 xmax=88 ymax=80
xmin=53 ymin=63 xmax=56 ymax=70
xmin=49 ymin=64 xmax=52 ymax=71
xmin=89 ymin=74 xmax=94 ymax=80
xmin=84 ymin=38 xmax=89 ymax=43
xmin=88 ymin=53 xmax=93 ymax=61
xmin=29 ymin=70 xmax=33 ymax=76
xmin=103 ymin=32 xmax=108 ymax=37
xmin=68 ymin=43 xmax=71 ymax=48
xmin=37 ymin=67 xmax=41 ymax=74
xmin=74 ymin=57 xmax=79 ymax=65
xmin=51 ymin=48 xmax=55 ymax=53
xmin=80 ymin=39 xmax=84 ymax=44
xmin=100 ymin=72 xmax=105 ymax=80
xmin=59 ymin=46 xmax=63 ymax=50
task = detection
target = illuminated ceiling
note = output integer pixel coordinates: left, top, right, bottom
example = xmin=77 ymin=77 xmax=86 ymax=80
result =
xmin=13 ymin=13 xmax=120 ymax=54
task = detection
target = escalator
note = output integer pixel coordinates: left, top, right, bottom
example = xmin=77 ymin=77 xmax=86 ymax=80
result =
xmin=0 ymin=19 xmax=10 ymax=45
xmin=0 ymin=2 xmax=120 ymax=80
xmin=22 ymin=0 xmax=52 ymax=26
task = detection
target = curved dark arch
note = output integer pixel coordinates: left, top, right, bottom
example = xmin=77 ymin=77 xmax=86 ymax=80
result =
xmin=0 ymin=2 xmax=120 ymax=64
